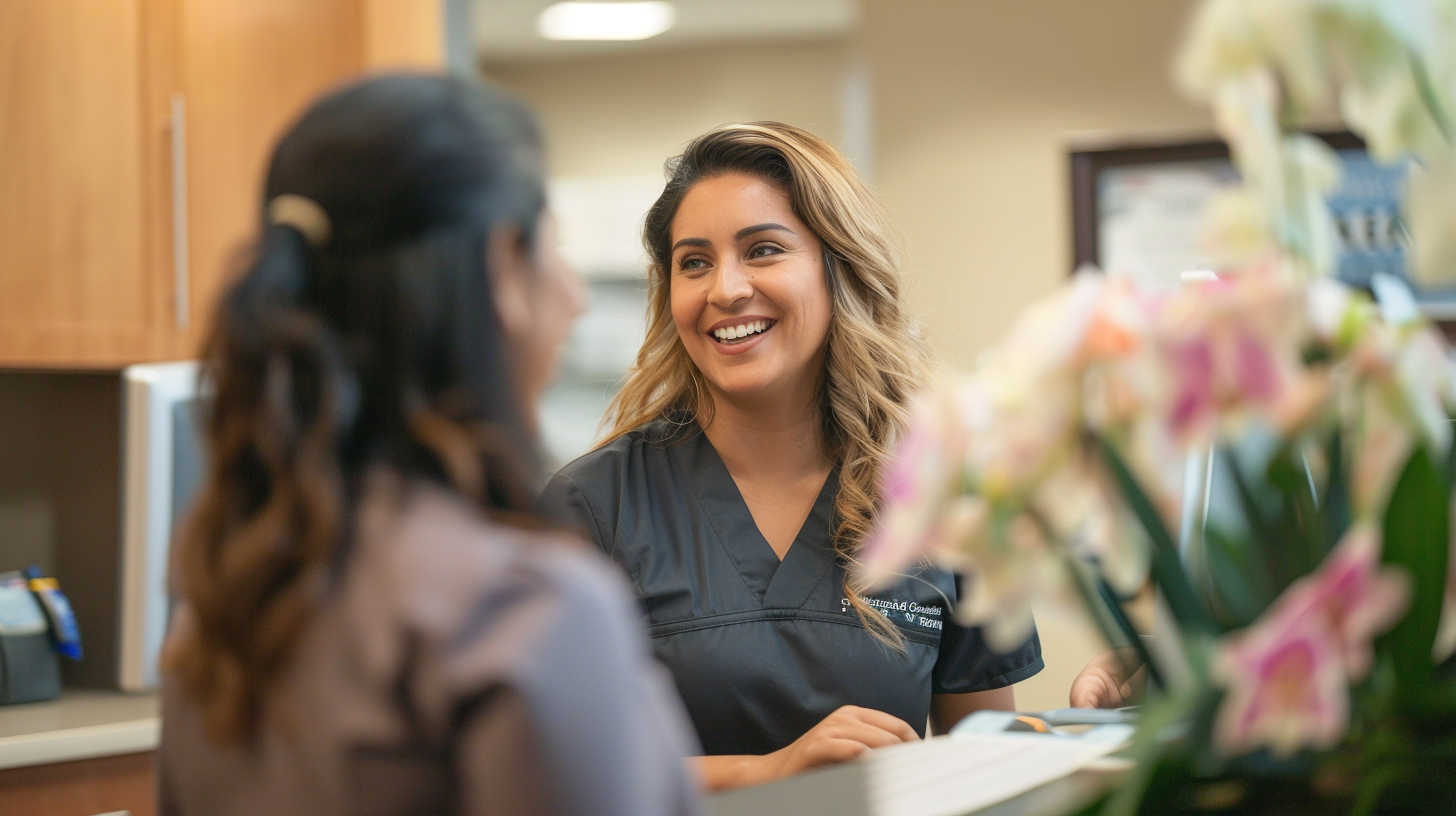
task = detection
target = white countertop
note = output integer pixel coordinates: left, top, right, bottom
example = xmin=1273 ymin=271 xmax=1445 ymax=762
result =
xmin=0 ymin=690 xmax=158 ymax=770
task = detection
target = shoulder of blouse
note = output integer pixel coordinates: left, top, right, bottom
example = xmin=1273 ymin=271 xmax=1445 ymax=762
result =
xmin=341 ymin=476 xmax=657 ymax=737
xmin=350 ymin=475 xmax=603 ymax=628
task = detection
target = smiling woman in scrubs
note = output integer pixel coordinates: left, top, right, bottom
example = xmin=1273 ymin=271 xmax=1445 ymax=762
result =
xmin=539 ymin=123 xmax=1043 ymax=791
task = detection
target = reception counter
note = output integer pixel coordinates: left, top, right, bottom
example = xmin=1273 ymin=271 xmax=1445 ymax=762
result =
xmin=0 ymin=690 xmax=158 ymax=770
xmin=0 ymin=691 xmax=1128 ymax=816
xmin=0 ymin=691 xmax=159 ymax=815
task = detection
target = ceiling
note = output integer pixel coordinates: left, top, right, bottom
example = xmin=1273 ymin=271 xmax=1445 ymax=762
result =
xmin=472 ymin=0 xmax=859 ymax=63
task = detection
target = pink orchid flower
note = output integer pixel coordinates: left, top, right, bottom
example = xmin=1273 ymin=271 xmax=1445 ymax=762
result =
xmin=1214 ymin=613 xmax=1350 ymax=759
xmin=860 ymin=384 xmax=972 ymax=586
xmin=941 ymin=507 xmax=1075 ymax=654
xmin=1310 ymin=525 xmax=1411 ymax=681
xmin=1154 ymin=272 xmax=1308 ymax=444
xmin=865 ymin=271 xmax=1154 ymax=608
xmin=1213 ymin=524 xmax=1409 ymax=757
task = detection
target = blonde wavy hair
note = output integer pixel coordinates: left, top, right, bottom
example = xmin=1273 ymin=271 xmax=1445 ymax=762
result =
xmin=602 ymin=122 xmax=930 ymax=645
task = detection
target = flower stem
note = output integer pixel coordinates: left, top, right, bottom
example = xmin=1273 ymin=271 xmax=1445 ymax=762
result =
xmin=1097 ymin=574 xmax=1167 ymax=690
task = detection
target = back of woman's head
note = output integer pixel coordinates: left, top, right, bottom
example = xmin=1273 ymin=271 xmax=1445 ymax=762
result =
xmin=167 ymin=73 xmax=547 ymax=743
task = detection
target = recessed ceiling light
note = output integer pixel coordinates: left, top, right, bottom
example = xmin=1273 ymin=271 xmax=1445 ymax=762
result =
xmin=537 ymin=2 xmax=676 ymax=41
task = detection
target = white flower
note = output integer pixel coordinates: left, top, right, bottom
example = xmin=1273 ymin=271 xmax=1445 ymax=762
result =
xmin=948 ymin=512 xmax=1068 ymax=654
xmin=860 ymin=383 xmax=975 ymax=587
xmin=1213 ymin=71 xmax=1285 ymax=197
xmin=1210 ymin=74 xmax=1343 ymax=277
xmin=1329 ymin=0 xmax=1453 ymax=162
xmin=1033 ymin=455 xmax=1150 ymax=596
xmin=1307 ymin=277 xmax=1380 ymax=360
xmin=1279 ymin=135 xmax=1343 ymax=277
xmin=1341 ymin=73 xmax=1450 ymax=161
xmin=1202 ymin=188 xmax=1278 ymax=267
xmin=1345 ymin=320 xmax=1456 ymax=516
xmin=1177 ymin=0 xmax=1333 ymax=115
xmin=1393 ymin=326 xmax=1456 ymax=450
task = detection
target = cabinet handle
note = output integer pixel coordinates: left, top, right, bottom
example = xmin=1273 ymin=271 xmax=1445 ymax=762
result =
xmin=170 ymin=93 xmax=190 ymax=330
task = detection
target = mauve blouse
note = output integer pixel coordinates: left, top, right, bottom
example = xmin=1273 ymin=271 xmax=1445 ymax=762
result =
xmin=158 ymin=473 xmax=702 ymax=816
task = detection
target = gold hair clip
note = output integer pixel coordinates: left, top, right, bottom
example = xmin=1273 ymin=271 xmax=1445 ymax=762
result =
xmin=266 ymin=194 xmax=332 ymax=248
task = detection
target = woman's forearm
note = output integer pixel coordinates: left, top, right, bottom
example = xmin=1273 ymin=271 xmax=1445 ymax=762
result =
xmin=691 ymin=754 xmax=779 ymax=792
xmin=693 ymin=705 xmax=922 ymax=791
xmin=929 ymin=687 xmax=1016 ymax=735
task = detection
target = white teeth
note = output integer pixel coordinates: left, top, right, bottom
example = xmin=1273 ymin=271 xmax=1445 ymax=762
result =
xmin=712 ymin=320 xmax=771 ymax=341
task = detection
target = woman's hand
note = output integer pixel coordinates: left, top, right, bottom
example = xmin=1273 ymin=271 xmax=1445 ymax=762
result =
xmin=768 ymin=705 xmax=920 ymax=776
xmin=692 ymin=706 xmax=919 ymax=792
xmin=1069 ymin=647 xmax=1146 ymax=709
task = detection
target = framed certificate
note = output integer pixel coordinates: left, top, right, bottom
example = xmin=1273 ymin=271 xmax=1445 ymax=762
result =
xmin=1068 ymin=132 xmax=1454 ymax=319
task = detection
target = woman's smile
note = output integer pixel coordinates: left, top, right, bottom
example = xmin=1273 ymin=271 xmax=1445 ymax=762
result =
xmin=708 ymin=316 xmax=778 ymax=353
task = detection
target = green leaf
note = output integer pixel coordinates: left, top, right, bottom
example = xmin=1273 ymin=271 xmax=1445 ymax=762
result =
xmin=1097 ymin=436 xmax=1215 ymax=634
xmin=1265 ymin=445 xmax=1326 ymax=578
xmin=1323 ymin=426 xmax=1351 ymax=556
xmin=1222 ymin=447 xmax=1278 ymax=549
xmin=1100 ymin=683 xmax=1212 ymax=816
xmin=1202 ymin=525 xmax=1273 ymax=629
xmin=1062 ymin=555 xmax=1164 ymax=690
xmin=1217 ymin=445 xmax=1298 ymax=591
xmin=1379 ymin=448 xmax=1450 ymax=694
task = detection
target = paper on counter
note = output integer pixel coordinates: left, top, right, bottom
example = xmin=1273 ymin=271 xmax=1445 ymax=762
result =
xmin=864 ymin=733 xmax=1121 ymax=816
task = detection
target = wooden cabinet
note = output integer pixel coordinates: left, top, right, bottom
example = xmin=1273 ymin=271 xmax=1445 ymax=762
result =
xmin=0 ymin=0 xmax=443 ymax=368
xmin=0 ymin=0 xmax=155 ymax=366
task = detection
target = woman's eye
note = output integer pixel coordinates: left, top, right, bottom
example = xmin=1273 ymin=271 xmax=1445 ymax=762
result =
xmin=677 ymin=257 xmax=708 ymax=273
xmin=747 ymin=243 xmax=785 ymax=259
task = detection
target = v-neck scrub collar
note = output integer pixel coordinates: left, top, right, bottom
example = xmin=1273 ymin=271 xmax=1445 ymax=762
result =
xmin=539 ymin=420 xmax=1043 ymax=756
xmin=673 ymin=426 xmax=839 ymax=608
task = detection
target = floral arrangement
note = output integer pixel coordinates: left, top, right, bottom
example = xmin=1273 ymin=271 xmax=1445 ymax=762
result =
xmin=861 ymin=1 xmax=1456 ymax=813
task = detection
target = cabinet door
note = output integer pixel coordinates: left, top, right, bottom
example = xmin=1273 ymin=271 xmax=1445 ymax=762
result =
xmin=0 ymin=0 xmax=162 ymax=366
xmin=172 ymin=0 xmax=442 ymax=360
xmin=0 ymin=0 xmax=442 ymax=366
xmin=172 ymin=0 xmax=364 ymax=358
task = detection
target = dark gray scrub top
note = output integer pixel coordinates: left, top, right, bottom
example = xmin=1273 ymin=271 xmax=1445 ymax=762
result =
xmin=538 ymin=421 xmax=1043 ymax=757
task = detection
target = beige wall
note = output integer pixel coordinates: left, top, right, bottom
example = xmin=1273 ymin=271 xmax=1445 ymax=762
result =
xmin=483 ymin=40 xmax=850 ymax=179
xmin=866 ymin=0 xmax=1211 ymax=366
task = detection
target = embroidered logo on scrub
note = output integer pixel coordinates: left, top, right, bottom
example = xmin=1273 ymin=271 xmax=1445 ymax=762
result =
xmin=841 ymin=596 xmax=943 ymax=631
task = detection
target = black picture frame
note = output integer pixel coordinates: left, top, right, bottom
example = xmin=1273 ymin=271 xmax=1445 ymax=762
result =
xmin=1068 ymin=130 xmax=1367 ymax=273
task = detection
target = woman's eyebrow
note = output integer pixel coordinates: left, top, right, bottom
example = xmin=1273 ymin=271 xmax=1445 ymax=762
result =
xmin=671 ymin=237 xmax=711 ymax=252
xmin=735 ymin=222 xmax=793 ymax=240
xmin=670 ymin=223 xmax=793 ymax=252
